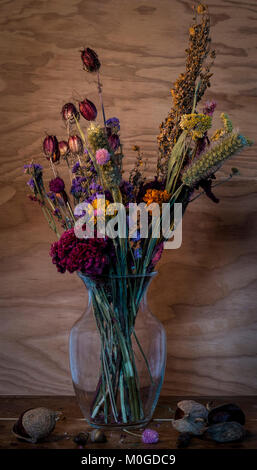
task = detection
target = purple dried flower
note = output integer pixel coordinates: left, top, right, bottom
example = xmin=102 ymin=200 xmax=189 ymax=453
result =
xmin=108 ymin=133 xmax=120 ymax=151
xmin=72 ymin=162 xmax=81 ymax=174
xmin=142 ymin=429 xmax=159 ymax=444
xmin=203 ymin=100 xmax=217 ymax=117
xmin=24 ymin=164 xmax=43 ymax=192
xmin=47 ymin=191 xmax=56 ymax=202
xmin=27 ymin=178 xmax=35 ymax=189
xmin=71 ymin=176 xmax=87 ymax=198
xmin=106 ymin=117 xmax=120 ymax=133
xmin=134 ymin=247 xmax=142 ymax=259
xmin=49 ymin=177 xmax=65 ymax=193
xmin=24 ymin=163 xmax=43 ymax=173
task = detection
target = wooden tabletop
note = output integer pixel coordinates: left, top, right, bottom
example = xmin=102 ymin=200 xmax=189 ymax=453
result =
xmin=0 ymin=396 xmax=256 ymax=449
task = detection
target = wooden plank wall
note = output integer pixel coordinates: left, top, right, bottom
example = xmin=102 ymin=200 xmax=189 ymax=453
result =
xmin=0 ymin=0 xmax=256 ymax=395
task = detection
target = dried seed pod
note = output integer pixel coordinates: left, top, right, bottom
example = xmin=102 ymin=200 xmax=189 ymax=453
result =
xmin=171 ymin=417 xmax=206 ymax=436
xmin=59 ymin=140 xmax=69 ymax=157
xmin=205 ymin=421 xmax=245 ymax=443
xmin=13 ymin=407 xmax=59 ymax=443
xmin=207 ymin=403 xmax=245 ymax=426
xmin=175 ymin=400 xmax=208 ymax=421
xmin=90 ymin=429 xmax=107 ymax=443
xmin=43 ymin=135 xmax=60 ymax=163
xmin=61 ymin=103 xmax=80 ymax=124
xmin=79 ymin=99 xmax=97 ymax=121
xmin=73 ymin=432 xmax=89 ymax=446
xmin=68 ymin=135 xmax=84 ymax=155
xmin=81 ymin=48 xmax=101 ymax=73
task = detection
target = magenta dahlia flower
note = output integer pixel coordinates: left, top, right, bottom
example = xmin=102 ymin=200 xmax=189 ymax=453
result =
xmin=50 ymin=228 xmax=114 ymax=276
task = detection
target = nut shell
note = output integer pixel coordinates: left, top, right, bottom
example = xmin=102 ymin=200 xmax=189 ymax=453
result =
xmin=175 ymin=400 xmax=208 ymax=421
xmin=171 ymin=417 xmax=206 ymax=436
xmin=13 ymin=407 xmax=58 ymax=443
xmin=207 ymin=403 xmax=245 ymax=426
xmin=90 ymin=429 xmax=107 ymax=443
xmin=205 ymin=421 xmax=245 ymax=443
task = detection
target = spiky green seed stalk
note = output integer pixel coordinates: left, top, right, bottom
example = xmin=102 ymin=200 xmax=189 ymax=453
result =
xmin=182 ymin=133 xmax=252 ymax=187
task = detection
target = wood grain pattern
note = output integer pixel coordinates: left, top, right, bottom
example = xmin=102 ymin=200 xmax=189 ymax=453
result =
xmin=0 ymin=0 xmax=257 ymax=395
xmin=0 ymin=395 xmax=257 ymax=449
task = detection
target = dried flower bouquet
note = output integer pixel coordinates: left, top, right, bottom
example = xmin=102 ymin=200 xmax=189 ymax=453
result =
xmin=24 ymin=4 xmax=252 ymax=426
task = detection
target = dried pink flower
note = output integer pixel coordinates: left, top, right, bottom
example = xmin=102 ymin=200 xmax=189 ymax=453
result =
xmin=95 ymin=148 xmax=110 ymax=165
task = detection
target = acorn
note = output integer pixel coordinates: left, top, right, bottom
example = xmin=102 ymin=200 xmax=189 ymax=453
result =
xmin=73 ymin=432 xmax=89 ymax=446
xmin=68 ymin=135 xmax=84 ymax=155
xmin=13 ymin=407 xmax=59 ymax=444
xmin=80 ymin=47 xmax=101 ymax=73
xmin=207 ymin=403 xmax=245 ymax=426
xmin=79 ymin=99 xmax=97 ymax=121
xmin=90 ymin=429 xmax=107 ymax=443
xmin=61 ymin=103 xmax=80 ymax=124
xmin=43 ymin=135 xmax=60 ymax=163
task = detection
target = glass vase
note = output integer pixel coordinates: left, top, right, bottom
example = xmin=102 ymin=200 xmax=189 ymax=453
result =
xmin=69 ymin=272 xmax=166 ymax=430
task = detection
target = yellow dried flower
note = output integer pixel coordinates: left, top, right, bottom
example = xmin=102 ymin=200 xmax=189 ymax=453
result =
xmin=221 ymin=113 xmax=233 ymax=134
xmin=87 ymin=123 xmax=109 ymax=152
xmin=132 ymin=145 xmax=140 ymax=152
xmin=180 ymin=113 xmax=212 ymax=139
xmin=88 ymin=198 xmax=111 ymax=225
xmin=189 ymin=27 xmax=196 ymax=36
xmin=211 ymin=129 xmax=225 ymax=142
xmin=143 ymin=189 xmax=170 ymax=206
xmin=211 ymin=113 xmax=233 ymax=141
xmin=197 ymin=4 xmax=207 ymax=14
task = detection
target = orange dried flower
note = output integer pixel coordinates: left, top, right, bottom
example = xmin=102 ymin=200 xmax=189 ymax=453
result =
xmin=143 ymin=189 xmax=170 ymax=206
xmin=197 ymin=4 xmax=207 ymax=14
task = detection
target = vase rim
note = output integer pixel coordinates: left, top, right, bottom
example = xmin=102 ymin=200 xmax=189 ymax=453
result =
xmin=107 ymin=271 xmax=158 ymax=279
xmin=77 ymin=271 xmax=158 ymax=281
